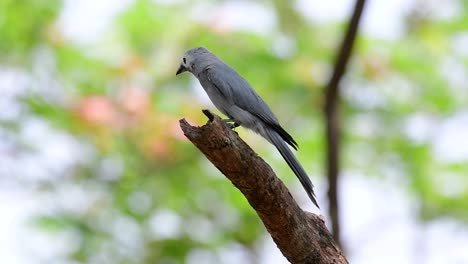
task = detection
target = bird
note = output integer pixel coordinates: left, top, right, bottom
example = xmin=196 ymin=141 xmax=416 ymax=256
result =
xmin=176 ymin=46 xmax=319 ymax=208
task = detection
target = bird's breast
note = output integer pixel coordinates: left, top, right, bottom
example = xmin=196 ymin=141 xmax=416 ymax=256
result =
xmin=198 ymin=77 xmax=232 ymax=118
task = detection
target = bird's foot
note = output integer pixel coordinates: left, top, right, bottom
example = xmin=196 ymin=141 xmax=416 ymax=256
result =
xmin=223 ymin=119 xmax=240 ymax=130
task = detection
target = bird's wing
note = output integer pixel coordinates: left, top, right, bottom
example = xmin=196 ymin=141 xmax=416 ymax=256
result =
xmin=205 ymin=65 xmax=278 ymax=124
xmin=205 ymin=65 xmax=298 ymax=149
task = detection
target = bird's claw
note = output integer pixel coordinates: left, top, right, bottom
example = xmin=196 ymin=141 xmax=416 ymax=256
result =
xmin=223 ymin=119 xmax=240 ymax=130
xmin=228 ymin=122 xmax=240 ymax=129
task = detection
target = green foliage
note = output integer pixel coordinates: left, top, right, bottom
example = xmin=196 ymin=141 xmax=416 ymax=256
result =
xmin=0 ymin=0 xmax=61 ymax=62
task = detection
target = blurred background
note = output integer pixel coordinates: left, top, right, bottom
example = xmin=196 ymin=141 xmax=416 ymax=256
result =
xmin=1 ymin=0 xmax=468 ymax=263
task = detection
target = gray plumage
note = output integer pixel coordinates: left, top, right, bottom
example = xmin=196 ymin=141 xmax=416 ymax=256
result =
xmin=176 ymin=46 xmax=319 ymax=208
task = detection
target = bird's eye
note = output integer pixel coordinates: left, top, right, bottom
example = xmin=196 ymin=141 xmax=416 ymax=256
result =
xmin=183 ymin=57 xmax=186 ymax=64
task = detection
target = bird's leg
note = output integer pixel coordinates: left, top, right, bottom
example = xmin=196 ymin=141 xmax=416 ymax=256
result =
xmin=223 ymin=118 xmax=240 ymax=130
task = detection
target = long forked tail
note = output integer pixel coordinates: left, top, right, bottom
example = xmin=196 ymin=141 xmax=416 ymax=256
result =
xmin=265 ymin=127 xmax=319 ymax=208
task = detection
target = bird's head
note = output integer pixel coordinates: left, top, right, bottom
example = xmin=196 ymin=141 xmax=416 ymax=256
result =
xmin=176 ymin=46 xmax=213 ymax=76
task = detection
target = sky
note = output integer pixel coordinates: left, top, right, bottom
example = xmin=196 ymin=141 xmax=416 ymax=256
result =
xmin=1 ymin=0 xmax=468 ymax=263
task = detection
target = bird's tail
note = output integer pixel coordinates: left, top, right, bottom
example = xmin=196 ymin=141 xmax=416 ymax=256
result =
xmin=264 ymin=127 xmax=319 ymax=208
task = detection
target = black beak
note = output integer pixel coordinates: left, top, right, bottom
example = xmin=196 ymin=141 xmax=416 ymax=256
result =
xmin=176 ymin=64 xmax=187 ymax=75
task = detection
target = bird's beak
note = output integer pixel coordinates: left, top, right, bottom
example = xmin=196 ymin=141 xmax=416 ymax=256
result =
xmin=176 ymin=64 xmax=187 ymax=75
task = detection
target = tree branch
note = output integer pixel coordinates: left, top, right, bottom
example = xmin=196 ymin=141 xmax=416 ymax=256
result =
xmin=324 ymin=0 xmax=367 ymax=247
xmin=180 ymin=110 xmax=348 ymax=264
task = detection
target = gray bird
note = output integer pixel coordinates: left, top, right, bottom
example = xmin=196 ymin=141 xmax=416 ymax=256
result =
xmin=176 ymin=47 xmax=319 ymax=208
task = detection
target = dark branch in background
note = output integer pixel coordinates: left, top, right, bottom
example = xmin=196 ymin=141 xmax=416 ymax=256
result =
xmin=324 ymin=0 xmax=367 ymax=247
xmin=180 ymin=110 xmax=348 ymax=264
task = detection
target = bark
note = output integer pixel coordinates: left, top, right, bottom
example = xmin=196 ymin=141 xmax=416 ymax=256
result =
xmin=180 ymin=110 xmax=348 ymax=264
xmin=324 ymin=0 xmax=367 ymax=247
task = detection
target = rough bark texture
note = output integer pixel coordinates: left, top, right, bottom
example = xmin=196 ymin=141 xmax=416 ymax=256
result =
xmin=324 ymin=0 xmax=367 ymax=247
xmin=180 ymin=110 xmax=348 ymax=264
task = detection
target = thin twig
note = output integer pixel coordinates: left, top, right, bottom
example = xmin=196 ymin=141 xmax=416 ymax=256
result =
xmin=324 ymin=0 xmax=367 ymax=247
